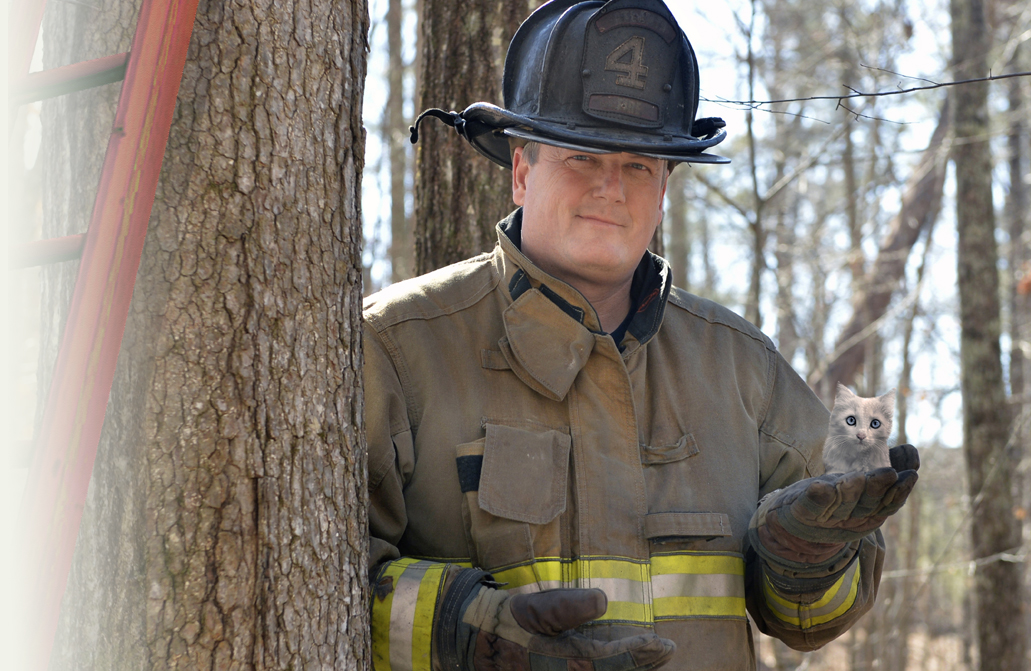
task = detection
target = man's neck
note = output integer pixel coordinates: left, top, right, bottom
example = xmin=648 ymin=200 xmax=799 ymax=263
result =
xmin=582 ymin=279 xmax=633 ymax=333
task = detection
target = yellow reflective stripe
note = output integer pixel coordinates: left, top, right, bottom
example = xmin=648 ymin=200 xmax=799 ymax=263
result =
xmin=654 ymin=596 xmax=746 ymax=618
xmin=489 ymin=554 xmax=746 ymax=624
xmin=370 ymin=559 xmax=447 ymax=671
xmin=603 ymin=599 xmax=652 ymax=623
xmin=763 ymin=560 xmax=862 ymax=629
xmin=492 ymin=557 xmax=651 ymax=586
xmin=651 ymin=552 xmax=744 ymax=577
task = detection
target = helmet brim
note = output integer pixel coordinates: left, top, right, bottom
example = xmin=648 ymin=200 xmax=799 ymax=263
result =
xmin=462 ymin=102 xmax=730 ymax=169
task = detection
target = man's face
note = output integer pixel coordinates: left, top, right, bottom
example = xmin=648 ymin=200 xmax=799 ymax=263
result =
xmin=512 ymin=144 xmax=668 ymax=291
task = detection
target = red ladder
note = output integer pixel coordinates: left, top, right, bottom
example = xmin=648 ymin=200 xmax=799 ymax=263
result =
xmin=10 ymin=0 xmax=200 ymax=668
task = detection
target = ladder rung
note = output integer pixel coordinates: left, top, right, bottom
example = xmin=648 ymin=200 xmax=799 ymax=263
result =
xmin=11 ymin=234 xmax=87 ymax=268
xmin=12 ymin=52 xmax=129 ymax=106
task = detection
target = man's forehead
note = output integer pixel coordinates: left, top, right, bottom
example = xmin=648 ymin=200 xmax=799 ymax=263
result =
xmin=537 ymin=143 xmax=663 ymax=164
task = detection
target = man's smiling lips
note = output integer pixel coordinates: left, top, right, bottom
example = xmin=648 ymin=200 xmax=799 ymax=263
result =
xmin=576 ymin=213 xmax=625 ymax=227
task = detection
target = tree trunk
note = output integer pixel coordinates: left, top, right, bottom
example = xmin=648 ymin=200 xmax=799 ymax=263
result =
xmin=40 ymin=0 xmax=371 ymax=668
xmin=885 ymin=221 xmax=933 ymax=671
xmin=951 ymin=0 xmax=1028 ymax=667
xmin=387 ymin=0 xmax=413 ymax=283
xmin=744 ymin=0 xmax=765 ymax=328
xmin=665 ymin=169 xmax=690 ymax=290
xmin=414 ymin=0 xmax=535 ymax=274
xmin=1004 ymin=28 xmax=1029 ymax=529
xmin=773 ymin=205 xmax=798 ymax=362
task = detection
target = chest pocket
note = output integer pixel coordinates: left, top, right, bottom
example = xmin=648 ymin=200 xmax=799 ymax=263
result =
xmin=456 ymin=423 xmax=570 ymax=569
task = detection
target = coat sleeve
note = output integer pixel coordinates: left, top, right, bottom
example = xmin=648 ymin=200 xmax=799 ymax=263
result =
xmin=365 ymin=322 xmax=454 ymax=671
xmin=745 ymin=349 xmax=886 ymax=651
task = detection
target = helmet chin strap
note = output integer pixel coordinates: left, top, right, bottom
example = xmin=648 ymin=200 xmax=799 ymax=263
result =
xmin=409 ymin=108 xmax=465 ymax=144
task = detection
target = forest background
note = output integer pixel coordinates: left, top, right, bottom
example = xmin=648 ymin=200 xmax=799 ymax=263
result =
xmin=3 ymin=0 xmax=1030 ymax=668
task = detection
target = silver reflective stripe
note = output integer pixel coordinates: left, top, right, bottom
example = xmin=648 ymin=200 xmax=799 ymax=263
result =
xmin=806 ymin=560 xmax=860 ymax=621
xmin=587 ymin=576 xmax=652 ymax=604
xmin=389 ymin=562 xmax=430 ymax=671
xmin=763 ymin=583 xmax=801 ymax=623
xmin=506 ymin=580 xmax=563 ymax=594
xmin=652 ymin=571 xmax=745 ymax=599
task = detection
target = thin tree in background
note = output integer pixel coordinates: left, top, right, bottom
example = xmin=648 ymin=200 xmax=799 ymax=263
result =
xmin=413 ymin=0 xmax=535 ymax=274
xmin=38 ymin=0 xmax=371 ymax=667
xmin=951 ymin=0 xmax=1028 ymax=667
xmin=386 ymin=0 xmax=413 ymax=282
xmin=743 ymin=0 xmax=766 ymax=327
xmin=1003 ymin=6 xmax=1029 ymax=529
xmin=665 ymin=169 xmax=690 ymax=290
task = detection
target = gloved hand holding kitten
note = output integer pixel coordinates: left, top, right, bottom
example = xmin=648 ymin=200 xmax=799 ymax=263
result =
xmin=749 ymin=384 xmax=919 ymax=570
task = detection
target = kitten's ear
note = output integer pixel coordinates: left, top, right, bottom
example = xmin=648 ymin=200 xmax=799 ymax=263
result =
xmin=836 ymin=382 xmax=856 ymax=398
xmin=879 ymin=388 xmax=897 ymax=417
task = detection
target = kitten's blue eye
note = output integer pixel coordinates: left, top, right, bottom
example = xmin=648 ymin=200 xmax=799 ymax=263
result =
xmin=871 ymin=419 xmax=881 ymax=429
xmin=846 ymin=416 xmax=857 ymax=426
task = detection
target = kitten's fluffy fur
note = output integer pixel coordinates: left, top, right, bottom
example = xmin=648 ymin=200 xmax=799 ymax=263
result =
xmin=821 ymin=384 xmax=895 ymax=474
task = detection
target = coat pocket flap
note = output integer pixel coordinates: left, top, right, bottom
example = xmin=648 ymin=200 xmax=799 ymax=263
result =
xmin=644 ymin=512 xmax=733 ymax=539
xmin=479 ymin=424 xmax=570 ymax=525
xmin=640 ymin=434 xmax=700 ymax=464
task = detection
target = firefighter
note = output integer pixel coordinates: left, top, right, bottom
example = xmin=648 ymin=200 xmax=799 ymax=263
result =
xmin=364 ymin=1 xmax=919 ymax=669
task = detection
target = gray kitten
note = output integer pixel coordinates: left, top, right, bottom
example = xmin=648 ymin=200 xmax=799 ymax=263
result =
xmin=821 ymin=384 xmax=895 ymax=474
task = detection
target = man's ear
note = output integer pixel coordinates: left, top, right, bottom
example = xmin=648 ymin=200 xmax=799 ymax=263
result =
xmin=512 ymin=146 xmax=529 ymax=206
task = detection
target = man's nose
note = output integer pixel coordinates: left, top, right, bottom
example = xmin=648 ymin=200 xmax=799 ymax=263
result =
xmin=594 ymin=163 xmax=626 ymax=202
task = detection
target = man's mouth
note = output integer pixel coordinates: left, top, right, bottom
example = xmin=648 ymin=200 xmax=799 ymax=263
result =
xmin=577 ymin=214 xmax=624 ymax=227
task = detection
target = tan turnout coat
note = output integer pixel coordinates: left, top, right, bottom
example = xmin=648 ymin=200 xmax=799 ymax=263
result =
xmin=365 ymin=211 xmax=883 ymax=670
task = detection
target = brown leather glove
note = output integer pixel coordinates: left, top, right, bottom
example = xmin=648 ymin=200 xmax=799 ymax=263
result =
xmin=749 ymin=445 xmax=919 ymax=569
xmin=434 ymin=569 xmax=675 ymax=671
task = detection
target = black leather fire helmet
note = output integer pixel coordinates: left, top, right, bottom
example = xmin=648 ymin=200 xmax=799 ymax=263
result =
xmin=410 ymin=0 xmax=729 ymax=169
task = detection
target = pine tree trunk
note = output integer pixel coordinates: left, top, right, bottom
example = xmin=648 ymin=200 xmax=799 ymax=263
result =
xmin=39 ymin=0 xmax=371 ymax=667
xmin=413 ymin=0 xmax=535 ymax=274
xmin=951 ymin=0 xmax=1028 ymax=667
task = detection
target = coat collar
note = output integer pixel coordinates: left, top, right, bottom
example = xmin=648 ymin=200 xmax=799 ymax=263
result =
xmin=490 ymin=209 xmax=672 ymax=400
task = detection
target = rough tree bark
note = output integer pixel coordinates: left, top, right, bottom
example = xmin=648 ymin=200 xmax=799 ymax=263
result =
xmin=39 ymin=0 xmax=371 ymax=668
xmin=951 ymin=0 xmax=1028 ymax=667
xmin=414 ymin=0 xmax=536 ymax=274
xmin=813 ymin=99 xmax=950 ymax=397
